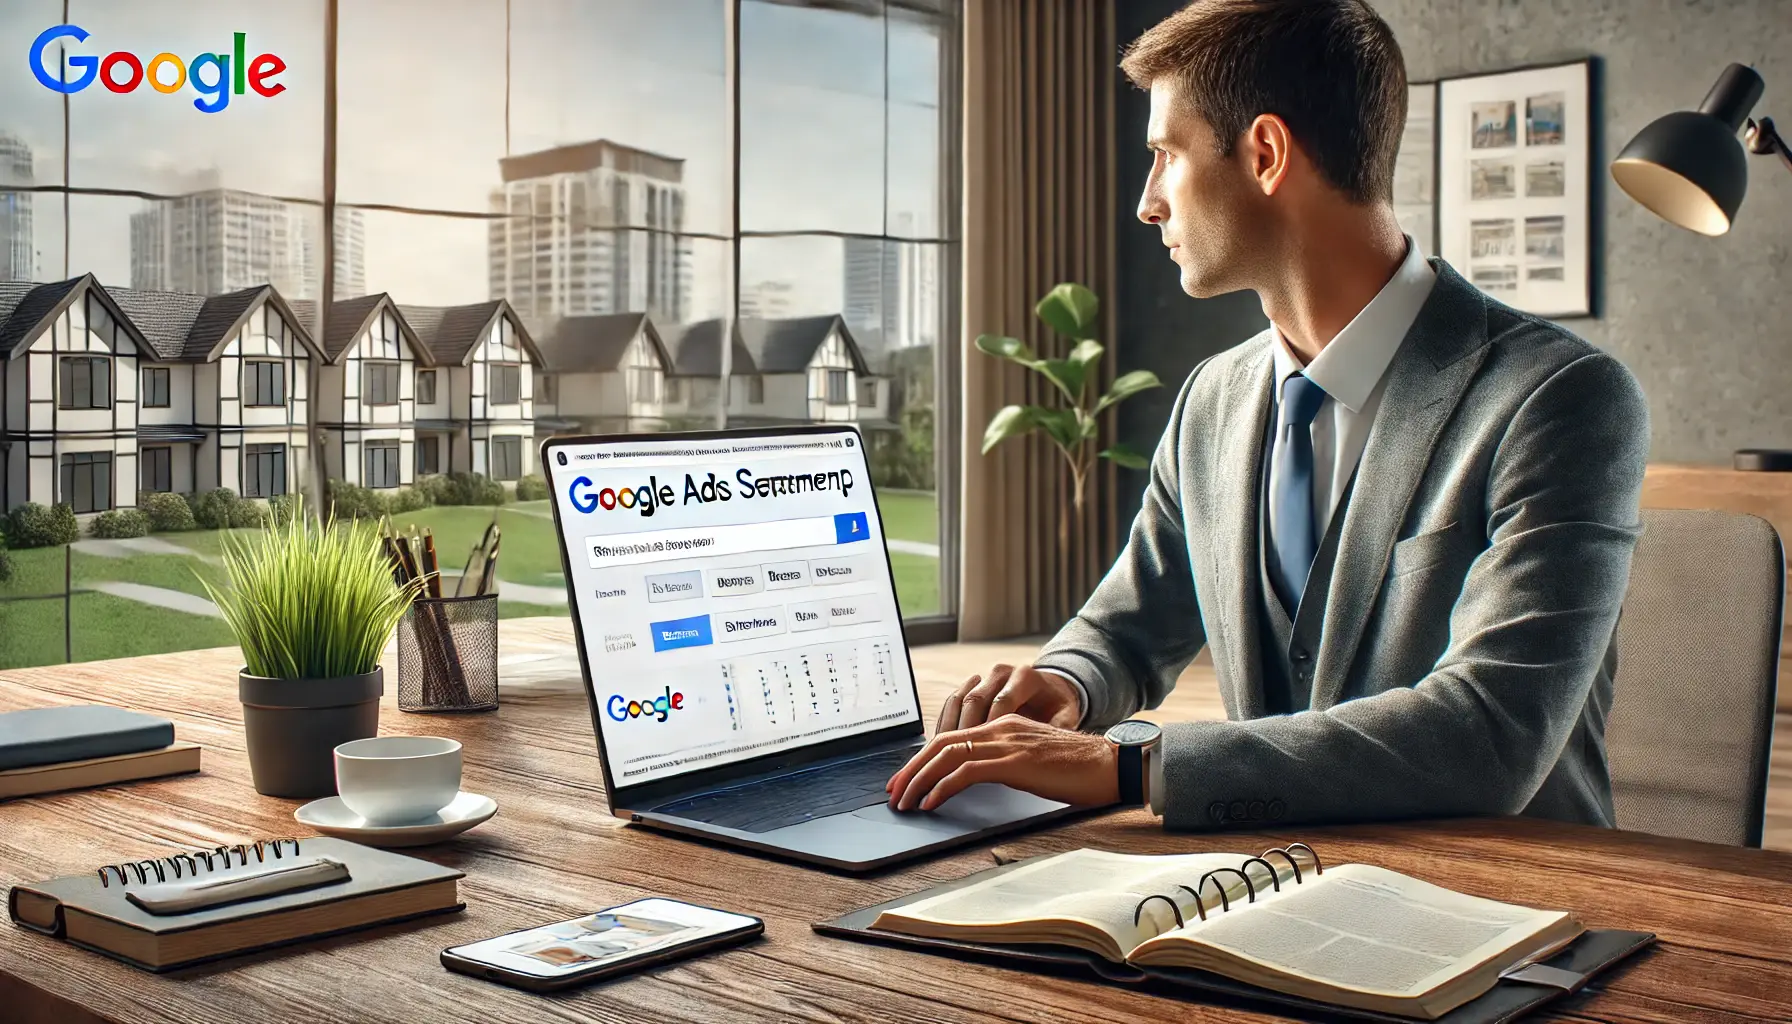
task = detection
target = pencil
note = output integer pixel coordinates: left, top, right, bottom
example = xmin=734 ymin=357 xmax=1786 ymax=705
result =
xmin=422 ymin=529 xmax=442 ymax=599
xmin=476 ymin=536 xmax=501 ymax=597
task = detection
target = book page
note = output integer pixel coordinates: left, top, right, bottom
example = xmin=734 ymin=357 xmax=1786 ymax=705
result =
xmin=1147 ymin=863 xmax=1572 ymax=997
xmin=881 ymin=849 xmax=1267 ymax=958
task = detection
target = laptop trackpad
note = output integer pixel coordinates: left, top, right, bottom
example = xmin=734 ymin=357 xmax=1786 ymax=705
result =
xmin=851 ymin=783 xmax=1066 ymax=832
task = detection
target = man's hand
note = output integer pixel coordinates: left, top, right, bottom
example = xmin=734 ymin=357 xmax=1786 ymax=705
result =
xmin=935 ymin=663 xmax=1083 ymax=733
xmin=885 ymin=716 xmax=1118 ymax=812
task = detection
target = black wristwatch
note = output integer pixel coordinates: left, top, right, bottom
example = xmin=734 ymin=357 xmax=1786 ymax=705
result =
xmin=1104 ymin=719 xmax=1162 ymax=807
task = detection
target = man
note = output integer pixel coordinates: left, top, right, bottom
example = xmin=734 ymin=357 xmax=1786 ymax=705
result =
xmin=887 ymin=0 xmax=1649 ymax=831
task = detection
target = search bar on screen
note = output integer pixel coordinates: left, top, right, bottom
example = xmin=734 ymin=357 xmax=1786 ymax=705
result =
xmin=585 ymin=512 xmax=869 ymax=568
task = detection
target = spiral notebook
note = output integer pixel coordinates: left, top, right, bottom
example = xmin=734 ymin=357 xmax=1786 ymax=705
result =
xmin=815 ymin=844 xmax=1654 ymax=1023
xmin=8 ymin=837 xmax=464 ymax=972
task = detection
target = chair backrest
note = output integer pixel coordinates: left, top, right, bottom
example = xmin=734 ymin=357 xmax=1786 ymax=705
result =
xmin=1608 ymin=508 xmax=1782 ymax=847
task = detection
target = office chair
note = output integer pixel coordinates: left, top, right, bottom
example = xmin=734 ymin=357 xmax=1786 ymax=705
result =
xmin=1607 ymin=508 xmax=1782 ymax=847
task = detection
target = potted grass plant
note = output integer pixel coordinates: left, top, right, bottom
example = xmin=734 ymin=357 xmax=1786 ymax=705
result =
xmin=202 ymin=498 xmax=423 ymax=798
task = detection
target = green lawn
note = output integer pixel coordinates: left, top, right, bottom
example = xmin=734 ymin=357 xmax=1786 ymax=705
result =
xmin=0 ymin=490 xmax=943 ymax=669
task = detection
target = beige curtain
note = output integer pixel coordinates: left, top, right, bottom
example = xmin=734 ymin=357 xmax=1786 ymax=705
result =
xmin=959 ymin=0 xmax=1120 ymax=641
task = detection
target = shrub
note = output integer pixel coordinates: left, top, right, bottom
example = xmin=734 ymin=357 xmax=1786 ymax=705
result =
xmin=387 ymin=486 xmax=428 ymax=514
xmin=6 ymin=502 xmax=79 ymax=548
xmin=188 ymin=488 xmax=243 ymax=530
xmin=326 ymin=479 xmax=387 ymax=520
xmin=415 ymin=473 xmax=453 ymax=506
xmin=266 ymin=493 xmax=301 ymax=528
xmin=140 ymin=491 xmax=197 ymax=532
xmin=451 ymin=471 xmax=507 ymax=506
xmin=0 ymin=545 xmax=11 ymax=584
xmin=228 ymin=499 xmax=265 ymax=529
xmin=89 ymin=508 xmax=150 ymax=539
xmin=514 ymin=473 xmax=548 ymax=501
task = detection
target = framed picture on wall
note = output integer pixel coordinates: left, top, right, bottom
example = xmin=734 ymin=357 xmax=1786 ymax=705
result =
xmin=1393 ymin=80 xmax=1438 ymax=256
xmin=1437 ymin=59 xmax=1592 ymax=318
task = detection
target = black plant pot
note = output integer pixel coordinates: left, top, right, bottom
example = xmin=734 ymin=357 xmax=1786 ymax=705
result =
xmin=239 ymin=668 xmax=383 ymax=798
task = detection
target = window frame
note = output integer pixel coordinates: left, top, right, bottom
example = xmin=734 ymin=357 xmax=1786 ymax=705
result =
xmin=59 ymin=451 xmax=113 ymax=513
xmin=364 ymin=442 xmax=401 ymax=490
xmin=490 ymin=436 xmax=522 ymax=482
xmin=363 ymin=361 xmax=401 ymax=407
xmin=825 ymin=369 xmax=849 ymax=406
xmin=243 ymin=443 xmax=287 ymax=498
xmin=140 ymin=445 xmax=173 ymax=493
xmin=416 ymin=368 xmax=437 ymax=405
xmin=141 ymin=366 xmax=171 ymax=409
xmin=416 ymin=434 xmax=441 ymax=476
xmin=748 ymin=374 xmax=765 ymax=405
xmin=243 ymin=359 xmax=286 ymax=408
xmin=57 ymin=356 xmax=111 ymax=410
xmin=489 ymin=362 xmax=522 ymax=405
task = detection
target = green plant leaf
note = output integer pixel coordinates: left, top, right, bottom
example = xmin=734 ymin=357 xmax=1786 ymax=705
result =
xmin=1032 ymin=408 xmax=1084 ymax=454
xmin=1036 ymin=358 xmax=1088 ymax=403
xmin=1094 ymin=369 xmax=1164 ymax=414
xmin=1100 ymin=444 xmax=1150 ymax=470
xmin=1077 ymin=408 xmax=1100 ymax=441
xmin=981 ymin=404 xmax=1039 ymax=454
xmin=974 ymin=333 xmax=1039 ymax=367
xmin=1034 ymin=283 xmax=1100 ymax=341
xmin=1068 ymin=340 xmax=1104 ymax=367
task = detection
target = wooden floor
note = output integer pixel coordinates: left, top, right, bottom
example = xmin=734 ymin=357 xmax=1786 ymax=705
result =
xmin=485 ymin=618 xmax=1792 ymax=852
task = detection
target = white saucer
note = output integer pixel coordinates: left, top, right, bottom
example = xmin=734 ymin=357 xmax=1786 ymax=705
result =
xmin=294 ymin=791 xmax=497 ymax=847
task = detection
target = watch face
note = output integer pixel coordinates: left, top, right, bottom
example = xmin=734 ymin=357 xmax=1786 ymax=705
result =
xmin=1106 ymin=720 xmax=1162 ymax=746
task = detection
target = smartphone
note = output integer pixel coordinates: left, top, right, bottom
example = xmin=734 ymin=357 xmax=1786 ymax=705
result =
xmin=441 ymin=898 xmax=764 ymax=993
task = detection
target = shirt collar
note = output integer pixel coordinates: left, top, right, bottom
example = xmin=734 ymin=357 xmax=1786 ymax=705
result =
xmin=1270 ymin=235 xmax=1438 ymax=413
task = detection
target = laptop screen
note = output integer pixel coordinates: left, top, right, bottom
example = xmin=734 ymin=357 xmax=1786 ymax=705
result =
xmin=546 ymin=428 xmax=922 ymax=790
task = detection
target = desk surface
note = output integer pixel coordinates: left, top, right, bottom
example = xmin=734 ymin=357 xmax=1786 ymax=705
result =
xmin=3 ymin=619 xmax=1791 ymax=1024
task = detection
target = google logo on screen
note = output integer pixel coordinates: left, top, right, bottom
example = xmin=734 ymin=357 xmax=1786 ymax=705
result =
xmin=28 ymin=25 xmax=287 ymax=114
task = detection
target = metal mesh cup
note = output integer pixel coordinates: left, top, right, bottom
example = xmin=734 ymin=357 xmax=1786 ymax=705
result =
xmin=397 ymin=595 xmax=499 ymax=713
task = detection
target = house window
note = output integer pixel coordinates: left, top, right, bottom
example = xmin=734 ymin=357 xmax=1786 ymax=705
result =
xmin=364 ymin=361 xmax=400 ymax=405
xmin=60 ymin=451 xmax=112 ymax=513
xmin=859 ymin=378 xmax=878 ymax=407
xmin=664 ymin=377 xmax=681 ymax=403
xmin=826 ymin=369 xmax=849 ymax=405
xmin=244 ymin=360 xmax=285 ymax=407
xmin=538 ymin=375 xmax=556 ymax=402
xmin=490 ymin=436 xmax=522 ymax=481
xmin=244 ymin=444 xmax=286 ymax=498
xmin=58 ymin=356 xmax=111 ymax=410
xmin=417 ymin=435 xmax=441 ymax=476
xmin=142 ymin=367 xmax=171 ymax=408
xmin=748 ymin=375 xmax=765 ymax=405
xmin=417 ymin=369 xmax=437 ymax=405
xmin=365 ymin=443 xmax=401 ymax=489
xmin=630 ymin=366 xmax=659 ymax=404
xmin=140 ymin=446 xmax=172 ymax=493
xmin=490 ymin=363 xmax=522 ymax=404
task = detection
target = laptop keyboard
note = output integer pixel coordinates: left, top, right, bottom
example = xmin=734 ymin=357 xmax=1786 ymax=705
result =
xmin=650 ymin=746 xmax=921 ymax=834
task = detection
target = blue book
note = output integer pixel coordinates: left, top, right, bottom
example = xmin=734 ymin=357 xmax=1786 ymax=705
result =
xmin=0 ymin=706 xmax=175 ymax=771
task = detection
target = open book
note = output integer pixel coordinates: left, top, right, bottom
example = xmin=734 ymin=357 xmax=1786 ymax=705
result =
xmin=871 ymin=848 xmax=1583 ymax=1021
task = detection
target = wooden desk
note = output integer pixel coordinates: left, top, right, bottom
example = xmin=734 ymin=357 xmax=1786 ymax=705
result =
xmin=4 ymin=620 xmax=1791 ymax=1023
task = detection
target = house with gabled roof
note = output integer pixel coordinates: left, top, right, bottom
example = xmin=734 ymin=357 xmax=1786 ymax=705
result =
xmin=533 ymin=312 xmax=672 ymax=435
xmin=0 ymin=275 xmax=154 ymax=514
xmin=109 ymin=283 xmax=321 ymax=501
xmin=658 ymin=315 xmax=876 ymax=426
xmin=398 ymin=299 xmax=540 ymax=484
xmin=292 ymin=293 xmax=432 ymax=492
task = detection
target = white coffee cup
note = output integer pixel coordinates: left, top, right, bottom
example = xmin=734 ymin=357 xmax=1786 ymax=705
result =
xmin=333 ymin=736 xmax=462 ymax=825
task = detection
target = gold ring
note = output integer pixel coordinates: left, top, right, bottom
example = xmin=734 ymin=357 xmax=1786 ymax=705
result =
xmin=964 ymin=740 xmax=975 ymax=756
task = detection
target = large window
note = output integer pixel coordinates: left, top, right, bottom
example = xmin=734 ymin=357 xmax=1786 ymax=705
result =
xmin=365 ymin=443 xmax=401 ymax=489
xmin=825 ymin=369 xmax=850 ymax=406
xmin=417 ymin=369 xmax=437 ymax=405
xmin=489 ymin=363 xmax=522 ymax=405
xmin=364 ymin=362 xmax=400 ymax=406
xmin=142 ymin=367 xmax=171 ymax=408
xmin=417 ymin=435 xmax=442 ymax=475
xmin=244 ymin=444 xmax=286 ymax=498
xmin=244 ymin=360 xmax=285 ymax=407
xmin=58 ymin=357 xmax=111 ymax=410
xmin=490 ymin=436 xmax=522 ymax=481
xmin=60 ymin=452 xmax=112 ymax=513
xmin=140 ymin=447 xmax=173 ymax=493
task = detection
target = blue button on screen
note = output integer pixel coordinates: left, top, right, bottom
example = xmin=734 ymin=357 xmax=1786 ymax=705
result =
xmin=834 ymin=511 xmax=869 ymax=544
xmin=650 ymin=614 xmax=713 ymax=652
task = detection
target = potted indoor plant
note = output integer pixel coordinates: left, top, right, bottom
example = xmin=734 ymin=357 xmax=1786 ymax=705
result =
xmin=202 ymin=498 xmax=422 ymax=798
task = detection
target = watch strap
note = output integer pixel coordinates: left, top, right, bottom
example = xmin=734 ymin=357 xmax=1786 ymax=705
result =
xmin=1116 ymin=741 xmax=1144 ymax=806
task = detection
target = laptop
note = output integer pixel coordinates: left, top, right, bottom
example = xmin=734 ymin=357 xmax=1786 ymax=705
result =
xmin=541 ymin=425 xmax=1078 ymax=871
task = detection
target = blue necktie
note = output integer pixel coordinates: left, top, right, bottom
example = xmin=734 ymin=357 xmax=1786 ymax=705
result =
xmin=1269 ymin=372 xmax=1328 ymax=613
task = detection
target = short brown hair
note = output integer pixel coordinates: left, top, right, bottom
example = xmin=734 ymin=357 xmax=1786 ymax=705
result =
xmin=1121 ymin=0 xmax=1407 ymax=204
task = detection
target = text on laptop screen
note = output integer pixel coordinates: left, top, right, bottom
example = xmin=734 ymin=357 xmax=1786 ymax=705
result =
xmin=549 ymin=430 xmax=921 ymax=788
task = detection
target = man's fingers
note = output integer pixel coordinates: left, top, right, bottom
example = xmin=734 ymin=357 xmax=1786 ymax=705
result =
xmin=887 ymin=729 xmax=965 ymax=799
xmin=932 ymin=675 xmax=976 ymax=739
xmin=985 ymin=666 xmax=1043 ymax=721
xmin=895 ymin=734 xmax=993 ymax=810
xmin=954 ymin=664 xmax=1014 ymax=731
xmin=918 ymin=755 xmax=1014 ymax=811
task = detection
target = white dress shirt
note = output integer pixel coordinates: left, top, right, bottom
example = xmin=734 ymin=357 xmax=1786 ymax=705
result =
xmin=1052 ymin=235 xmax=1438 ymax=815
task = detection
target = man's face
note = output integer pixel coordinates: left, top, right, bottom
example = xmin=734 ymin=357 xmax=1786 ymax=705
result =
xmin=1137 ymin=80 xmax=1268 ymax=298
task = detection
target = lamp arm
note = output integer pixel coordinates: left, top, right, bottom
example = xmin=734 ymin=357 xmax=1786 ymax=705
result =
xmin=1746 ymin=117 xmax=1792 ymax=176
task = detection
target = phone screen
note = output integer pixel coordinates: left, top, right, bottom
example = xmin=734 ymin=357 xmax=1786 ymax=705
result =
xmin=447 ymin=899 xmax=757 ymax=979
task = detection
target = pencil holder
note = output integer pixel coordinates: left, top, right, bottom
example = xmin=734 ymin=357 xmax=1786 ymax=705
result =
xmin=397 ymin=595 xmax=499 ymax=713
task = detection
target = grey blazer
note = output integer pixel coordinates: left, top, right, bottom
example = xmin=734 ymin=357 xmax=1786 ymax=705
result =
xmin=1034 ymin=260 xmax=1650 ymax=831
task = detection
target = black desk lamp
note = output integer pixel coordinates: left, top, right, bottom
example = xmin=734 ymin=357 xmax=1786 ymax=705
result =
xmin=1611 ymin=63 xmax=1792 ymax=470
